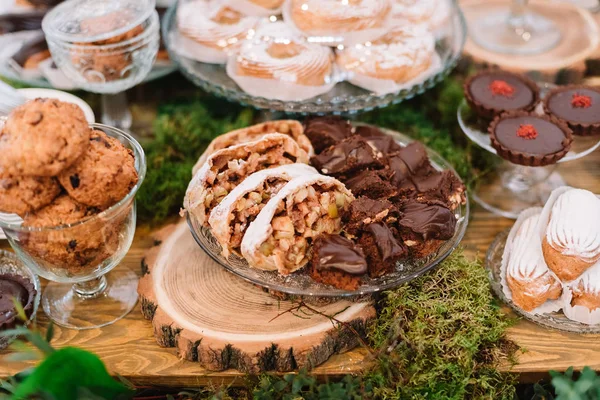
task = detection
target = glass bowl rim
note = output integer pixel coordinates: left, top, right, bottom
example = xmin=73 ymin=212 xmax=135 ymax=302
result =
xmin=0 ymin=249 xmax=41 ymax=327
xmin=42 ymin=0 xmax=156 ymax=45
xmin=0 ymin=121 xmax=146 ymax=233
xmin=46 ymin=10 xmax=160 ymax=51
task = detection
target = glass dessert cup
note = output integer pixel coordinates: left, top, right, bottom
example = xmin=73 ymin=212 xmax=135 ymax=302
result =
xmin=42 ymin=0 xmax=160 ymax=130
xmin=466 ymin=0 xmax=562 ymax=55
xmin=0 ymin=124 xmax=146 ymax=330
xmin=457 ymin=95 xmax=600 ymax=219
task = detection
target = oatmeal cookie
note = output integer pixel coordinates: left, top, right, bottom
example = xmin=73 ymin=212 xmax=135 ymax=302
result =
xmin=22 ymin=195 xmax=122 ymax=274
xmin=58 ymin=130 xmax=138 ymax=209
xmin=0 ymin=99 xmax=90 ymax=177
xmin=0 ymin=175 xmax=61 ymax=216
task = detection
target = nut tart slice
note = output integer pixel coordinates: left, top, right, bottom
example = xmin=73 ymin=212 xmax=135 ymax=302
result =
xmin=209 ymin=163 xmax=318 ymax=257
xmin=193 ymin=120 xmax=313 ymax=174
xmin=183 ymin=134 xmax=309 ymax=227
xmin=241 ymin=174 xmax=354 ymax=274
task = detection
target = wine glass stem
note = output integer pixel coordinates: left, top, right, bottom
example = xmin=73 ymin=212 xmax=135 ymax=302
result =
xmin=508 ymin=0 xmax=528 ymax=31
xmin=101 ymin=92 xmax=133 ymax=131
xmin=74 ymin=276 xmax=108 ymax=298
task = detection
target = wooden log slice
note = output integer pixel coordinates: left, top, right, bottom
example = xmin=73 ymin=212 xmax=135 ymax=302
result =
xmin=460 ymin=0 xmax=598 ymax=84
xmin=137 ymin=221 xmax=376 ymax=374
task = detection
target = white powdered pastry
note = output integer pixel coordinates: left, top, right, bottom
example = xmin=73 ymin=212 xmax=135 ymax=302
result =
xmin=224 ymin=0 xmax=284 ymax=17
xmin=177 ymin=1 xmax=258 ymax=50
xmin=573 ymin=263 xmax=600 ymax=296
xmin=546 ymin=188 xmax=600 ymax=262
xmin=209 ymin=164 xmax=318 ymax=257
xmin=233 ymin=39 xmax=333 ymax=85
xmin=282 ymin=0 xmax=392 ymax=45
xmin=507 ymin=212 xmax=549 ymax=282
xmin=254 ymin=20 xmax=299 ymax=40
xmin=183 ymin=133 xmax=308 ymax=226
xmin=338 ymin=25 xmax=434 ymax=79
xmin=241 ymin=174 xmax=353 ymax=273
xmin=391 ymin=0 xmax=449 ymax=30
xmin=563 ymin=262 xmax=600 ymax=325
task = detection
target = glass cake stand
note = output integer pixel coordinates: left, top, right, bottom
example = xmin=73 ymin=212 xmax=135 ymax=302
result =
xmin=457 ymin=84 xmax=600 ymax=219
xmin=163 ymin=1 xmax=467 ymax=115
xmin=486 ymin=230 xmax=600 ymax=333
xmin=187 ymin=127 xmax=469 ymax=297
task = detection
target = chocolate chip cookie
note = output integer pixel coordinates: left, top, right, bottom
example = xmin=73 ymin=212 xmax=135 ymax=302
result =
xmin=58 ymin=130 xmax=138 ymax=209
xmin=0 ymin=99 xmax=90 ymax=177
xmin=22 ymin=195 xmax=121 ymax=274
xmin=0 ymin=175 xmax=61 ymax=216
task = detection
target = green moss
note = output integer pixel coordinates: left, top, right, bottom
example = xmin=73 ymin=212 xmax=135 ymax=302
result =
xmin=366 ymin=249 xmax=517 ymax=399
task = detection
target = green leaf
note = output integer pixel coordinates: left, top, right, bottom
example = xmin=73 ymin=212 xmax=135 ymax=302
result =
xmin=45 ymin=323 xmax=54 ymax=344
xmin=26 ymin=332 xmax=55 ymax=356
xmin=4 ymin=352 xmax=41 ymax=362
xmin=11 ymin=299 xmax=27 ymax=322
xmin=11 ymin=347 xmax=134 ymax=400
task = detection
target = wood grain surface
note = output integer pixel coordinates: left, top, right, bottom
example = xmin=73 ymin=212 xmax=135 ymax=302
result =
xmin=1 ymin=153 xmax=600 ymax=386
xmin=138 ymin=222 xmax=375 ymax=373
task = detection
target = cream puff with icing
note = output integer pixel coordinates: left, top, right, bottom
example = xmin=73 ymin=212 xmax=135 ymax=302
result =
xmin=506 ymin=211 xmax=563 ymax=312
xmin=283 ymin=0 xmax=392 ymax=45
xmin=391 ymin=0 xmax=450 ymax=31
xmin=225 ymin=0 xmax=285 ymax=17
xmin=176 ymin=0 xmax=259 ymax=64
xmin=542 ymin=188 xmax=600 ymax=282
xmin=336 ymin=26 xmax=435 ymax=94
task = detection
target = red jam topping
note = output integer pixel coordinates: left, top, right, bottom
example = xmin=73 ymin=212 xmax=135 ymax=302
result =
xmin=571 ymin=93 xmax=592 ymax=108
xmin=489 ymin=80 xmax=515 ymax=97
xmin=517 ymin=124 xmax=538 ymax=140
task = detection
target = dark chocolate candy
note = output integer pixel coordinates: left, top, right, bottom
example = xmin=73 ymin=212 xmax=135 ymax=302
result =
xmin=0 ymin=274 xmax=35 ymax=327
xmin=311 ymin=135 xmax=385 ymax=177
xmin=304 ymin=116 xmax=353 ymax=154
xmin=398 ymin=200 xmax=456 ymax=241
xmin=312 ymin=234 xmax=367 ymax=275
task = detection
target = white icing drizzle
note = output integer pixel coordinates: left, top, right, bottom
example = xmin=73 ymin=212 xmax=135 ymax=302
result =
xmin=177 ymin=0 xmax=258 ymax=49
xmin=288 ymin=0 xmax=392 ymax=34
xmin=337 ymin=26 xmax=434 ymax=77
xmin=573 ymin=262 xmax=600 ymax=295
xmin=392 ymin=0 xmax=449 ymax=29
xmin=240 ymin=174 xmax=353 ymax=271
xmin=546 ymin=189 xmax=600 ymax=261
xmin=507 ymin=211 xmax=550 ymax=281
xmin=234 ymin=38 xmax=333 ymax=85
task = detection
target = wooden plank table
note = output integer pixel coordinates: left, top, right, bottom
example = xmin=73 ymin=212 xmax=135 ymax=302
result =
xmin=2 ymin=151 xmax=600 ymax=387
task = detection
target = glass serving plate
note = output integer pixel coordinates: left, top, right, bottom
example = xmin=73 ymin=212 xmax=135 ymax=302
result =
xmin=164 ymin=1 xmax=467 ymax=115
xmin=187 ymin=127 xmax=469 ymax=297
xmin=0 ymin=30 xmax=176 ymax=89
xmin=486 ymin=229 xmax=600 ymax=333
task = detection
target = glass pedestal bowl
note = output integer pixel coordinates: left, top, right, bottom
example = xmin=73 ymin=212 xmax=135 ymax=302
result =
xmin=0 ymin=124 xmax=146 ymax=330
xmin=457 ymin=84 xmax=600 ymax=219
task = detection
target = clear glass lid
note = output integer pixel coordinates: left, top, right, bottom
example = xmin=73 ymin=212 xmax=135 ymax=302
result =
xmin=42 ymin=0 xmax=156 ymax=44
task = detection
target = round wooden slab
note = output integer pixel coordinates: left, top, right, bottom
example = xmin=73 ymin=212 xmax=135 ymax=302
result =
xmin=461 ymin=0 xmax=599 ymax=83
xmin=137 ymin=222 xmax=376 ymax=373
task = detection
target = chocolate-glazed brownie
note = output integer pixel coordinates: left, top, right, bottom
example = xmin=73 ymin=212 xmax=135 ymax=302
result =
xmin=309 ymin=234 xmax=367 ymax=290
xmin=311 ymin=135 xmax=386 ymax=177
xmin=358 ymin=222 xmax=407 ymax=278
xmin=304 ymin=116 xmax=353 ymax=154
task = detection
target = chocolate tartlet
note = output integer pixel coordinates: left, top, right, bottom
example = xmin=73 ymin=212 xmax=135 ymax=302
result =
xmin=464 ymin=71 xmax=540 ymax=120
xmin=0 ymin=273 xmax=36 ymax=330
xmin=309 ymin=234 xmax=367 ymax=290
xmin=489 ymin=111 xmax=573 ymax=166
xmin=543 ymin=85 xmax=600 ymax=136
